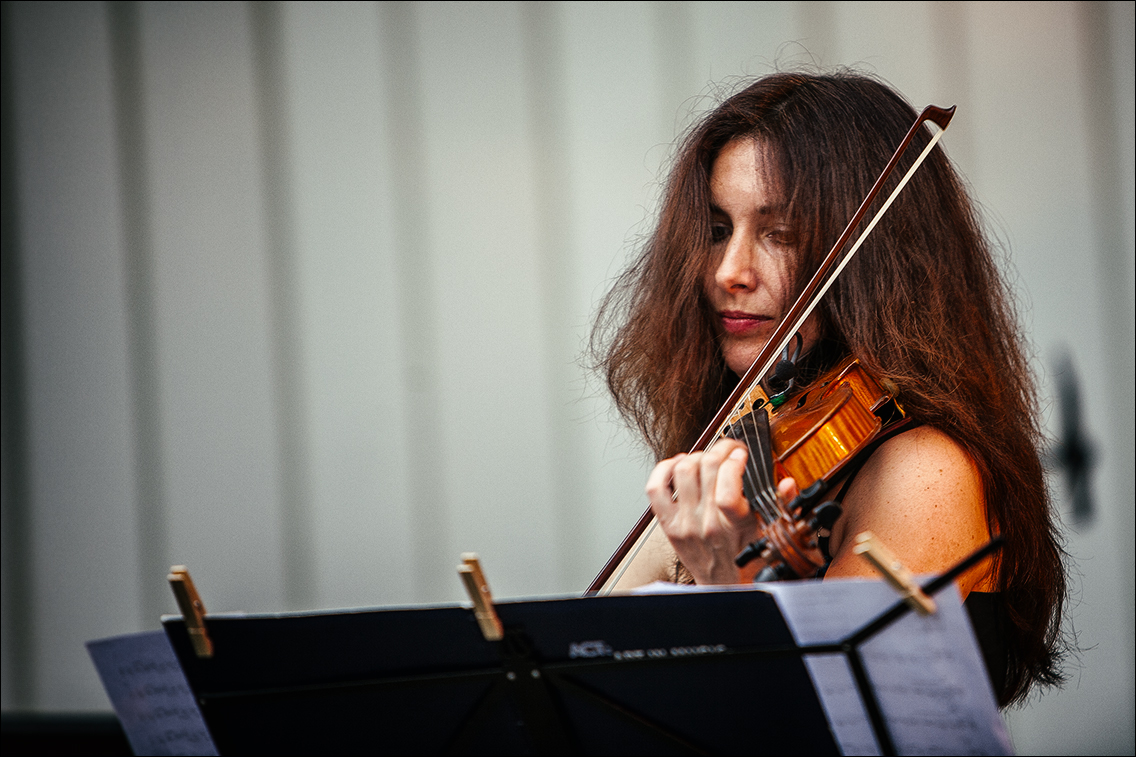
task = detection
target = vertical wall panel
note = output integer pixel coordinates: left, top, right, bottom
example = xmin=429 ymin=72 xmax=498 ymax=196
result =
xmin=556 ymin=1 xmax=672 ymax=576
xmin=248 ymin=1 xmax=315 ymax=612
xmin=138 ymin=1 xmax=285 ymax=613
xmin=373 ymin=2 xmax=452 ymax=602
xmin=649 ymin=1 xmax=702 ymax=134
xmin=1084 ymin=5 xmax=1136 ymax=658
xmin=281 ymin=0 xmax=416 ymax=609
xmin=9 ymin=2 xmax=142 ymax=708
xmin=1100 ymin=10 xmax=1136 ymax=740
xmin=925 ymin=1 xmax=979 ymax=176
xmin=518 ymin=1 xmax=594 ymax=590
xmin=1 ymin=0 xmax=33 ymax=710
xmin=409 ymin=1 xmax=559 ymax=600
xmin=794 ymin=0 xmax=838 ymax=67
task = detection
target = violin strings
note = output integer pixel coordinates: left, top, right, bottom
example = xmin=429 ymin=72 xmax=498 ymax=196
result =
xmin=722 ymin=408 xmax=780 ymax=524
xmin=749 ymin=413 xmax=777 ymax=518
xmin=737 ymin=445 xmax=769 ymax=521
xmin=734 ymin=427 xmax=769 ymax=521
xmin=714 ymin=418 xmax=777 ymax=522
xmin=748 ymin=410 xmax=781 ymax=522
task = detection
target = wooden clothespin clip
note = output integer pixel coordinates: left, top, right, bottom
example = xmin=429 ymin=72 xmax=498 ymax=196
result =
xmin=852 ymin=532 xmax=937 ymax=616
xmin=167 ymin=565 xmax=214 ymax=657
xmin=458 ymin=553 xmax=504 ymax=641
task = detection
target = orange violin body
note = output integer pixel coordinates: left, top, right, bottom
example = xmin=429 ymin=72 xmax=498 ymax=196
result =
xmin=730 ymin=355 xmax=906 ymax=579
xmin=767 ymin=356 xmax=902 ymax=489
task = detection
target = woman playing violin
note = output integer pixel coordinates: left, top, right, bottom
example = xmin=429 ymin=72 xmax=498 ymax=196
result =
xmin=591 ymin=71 xmax=1066 ymax=706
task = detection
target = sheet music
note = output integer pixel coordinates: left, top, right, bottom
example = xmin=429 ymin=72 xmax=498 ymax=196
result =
xmin=761 ymin=578 xmax=1013 ymax=756
xmin=86 ymin=630 xmax=218 ymax=756
xmin=633 ymin=579 xmax=1011 ymax=755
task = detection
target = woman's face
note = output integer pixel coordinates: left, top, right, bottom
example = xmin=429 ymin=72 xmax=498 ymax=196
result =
xmin=703 ymin=138 xmax=817 ymax=377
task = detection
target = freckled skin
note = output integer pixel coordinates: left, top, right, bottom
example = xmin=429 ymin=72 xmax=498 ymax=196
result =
xmin=825 ymin=426 xmax=994 ymax=596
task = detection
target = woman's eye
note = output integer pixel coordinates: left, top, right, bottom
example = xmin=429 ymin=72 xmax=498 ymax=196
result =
xmin=710 ymin=224 xmax=731 ymax=244
xmin=767 ymin=228 xmax=797 ymax=246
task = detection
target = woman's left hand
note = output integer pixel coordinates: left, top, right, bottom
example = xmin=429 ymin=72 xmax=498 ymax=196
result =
xmin=644 ymin=438 xmax=762 ymax=584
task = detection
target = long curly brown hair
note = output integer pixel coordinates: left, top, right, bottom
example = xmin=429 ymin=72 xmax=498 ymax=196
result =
xmin=591 ymin=71 xmax=1066 ymax=706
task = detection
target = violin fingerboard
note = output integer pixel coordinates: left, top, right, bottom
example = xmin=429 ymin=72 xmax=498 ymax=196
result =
xmin=723 ymin=409 xmax=779 ymax=522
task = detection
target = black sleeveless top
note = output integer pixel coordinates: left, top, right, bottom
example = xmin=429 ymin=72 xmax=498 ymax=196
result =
xmin=964 ymin=591 xmax=1009 ymax=699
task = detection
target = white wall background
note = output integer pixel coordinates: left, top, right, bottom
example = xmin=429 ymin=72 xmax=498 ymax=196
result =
xmin=1 ymin=2 xmax=1132 ymax=754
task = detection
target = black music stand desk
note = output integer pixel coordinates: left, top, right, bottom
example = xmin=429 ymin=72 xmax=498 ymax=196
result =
xmin=164 ymin=588 xmax=837 ymax=755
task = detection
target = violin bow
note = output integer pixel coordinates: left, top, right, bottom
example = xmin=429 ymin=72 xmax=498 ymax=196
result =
xmin=587 ymin=104 xmax=956 ymax=594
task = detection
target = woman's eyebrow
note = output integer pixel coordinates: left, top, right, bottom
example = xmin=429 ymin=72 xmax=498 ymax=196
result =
xmin=709 ymin=203 xmax=785 ymax=216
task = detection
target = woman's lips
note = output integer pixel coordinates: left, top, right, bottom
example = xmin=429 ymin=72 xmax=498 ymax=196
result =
xmin=719 ymin=310 xmax=772 ymax=336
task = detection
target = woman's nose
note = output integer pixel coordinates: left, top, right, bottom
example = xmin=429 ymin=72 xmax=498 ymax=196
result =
xmin=714 ymin=235 xmax=758 ymax=292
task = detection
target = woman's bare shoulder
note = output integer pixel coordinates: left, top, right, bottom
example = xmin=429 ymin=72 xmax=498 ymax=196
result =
xmin=827 ymin=425 xmax=994 ymax=593
xmin=853 ymin=425 xmax=981 ymax=494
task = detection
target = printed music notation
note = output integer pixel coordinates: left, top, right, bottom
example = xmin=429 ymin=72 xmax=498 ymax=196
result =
xmin=762 ymin=578 xmax=1012 ymax=756
xmin=87 ymin=630 xmax=217 ymax=756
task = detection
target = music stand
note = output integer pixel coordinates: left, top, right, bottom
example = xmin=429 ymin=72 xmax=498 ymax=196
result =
xmin=164 ymin=588 xmax=837 ymax=755
xmin=162 ymin=540 xmax=1003 ymax=756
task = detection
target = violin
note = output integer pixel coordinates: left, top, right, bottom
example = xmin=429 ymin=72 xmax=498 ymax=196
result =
xmin=721 ymin=351 xmax=909 ymax=580
xmin=588 ymin=104 xmax=955 ymax=593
